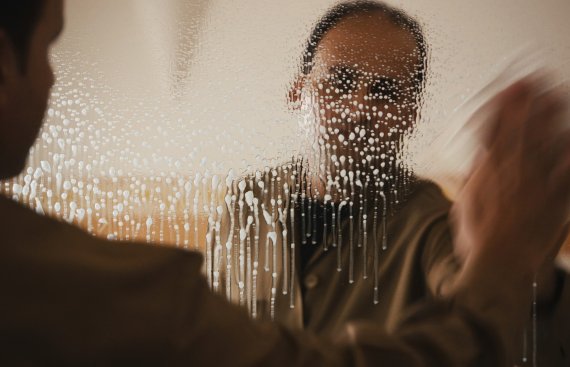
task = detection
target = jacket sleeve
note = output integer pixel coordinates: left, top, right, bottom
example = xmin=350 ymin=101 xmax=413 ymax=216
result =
xmin=551 ymin=269 xmax=570 ymax=364
xmin=420 ymin=216 xmax=570 ymax=366
xmin=170 ymin=253 xmax=515 ymax=367
xmin=532 ymin=267 xmax=570 ymax=366
xmin=420 ymin=215 xmax=460 ymax=297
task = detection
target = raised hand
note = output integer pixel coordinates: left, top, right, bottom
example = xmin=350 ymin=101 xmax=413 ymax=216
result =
xmin=453 ymin=77 xmax=570 ymax=278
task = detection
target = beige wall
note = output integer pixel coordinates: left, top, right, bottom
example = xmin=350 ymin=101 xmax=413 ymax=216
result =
xmin=51 ymin=0 xmax=570 ymax=180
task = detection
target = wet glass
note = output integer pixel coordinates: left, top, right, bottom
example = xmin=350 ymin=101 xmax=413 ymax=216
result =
xmin=2 ymin=0 xmax=569 ymax=345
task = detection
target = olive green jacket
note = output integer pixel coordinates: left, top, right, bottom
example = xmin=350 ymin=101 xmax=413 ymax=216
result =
xmin=264 ymin=181 xmax=570 ymax=367
xmin=0 ymin=193 xmax=528 ymax=366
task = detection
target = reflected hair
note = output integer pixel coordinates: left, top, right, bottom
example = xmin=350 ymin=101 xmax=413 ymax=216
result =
xmin=0 ymin=0 xmax=45 ymax=70
xmin=302 ymin=0 xmax=428 ymax=91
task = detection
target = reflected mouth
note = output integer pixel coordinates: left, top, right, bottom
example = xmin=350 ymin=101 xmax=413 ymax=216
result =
xmin=324 ymin=120 xmax=360 ymax=136
xmin=324 ymin=118 xmax=378 ymax=140
xmin=334 ymin=122 xmax=357 ymax=136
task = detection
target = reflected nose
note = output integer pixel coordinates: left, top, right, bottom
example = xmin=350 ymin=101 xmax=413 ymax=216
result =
xmin=347 ymin=86 xmax=372 ymax=126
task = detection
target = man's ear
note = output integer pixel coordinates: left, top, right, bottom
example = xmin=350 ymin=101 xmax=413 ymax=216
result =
xmin=287 ymin=74 xmax=306 ymax=110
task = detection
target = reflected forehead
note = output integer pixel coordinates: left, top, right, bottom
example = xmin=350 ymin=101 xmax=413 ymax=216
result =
xmin=312 ymin=13 xmax=420 ymax=77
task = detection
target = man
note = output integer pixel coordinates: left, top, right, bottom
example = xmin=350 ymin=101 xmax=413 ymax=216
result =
xmin=1 ymin=0 xmax=569 ymax=366
xmin=243 ymin=3 xmax=568 ymax=366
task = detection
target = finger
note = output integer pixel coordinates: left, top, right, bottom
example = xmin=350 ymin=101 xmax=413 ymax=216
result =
xmin=482 ymin=80 xmax=531 ymax=148
xmin=548 ymin=130 xmax=570 ymax=197
xmin=525 ymin=87 xmax=568 ymax=147
xmin=545 ymin=223 xmax=569 ymax=263
xmin=488 ymin=81 xmax=533 ymax=160
xmin=523 ymin=91 xmax=568 ymax=175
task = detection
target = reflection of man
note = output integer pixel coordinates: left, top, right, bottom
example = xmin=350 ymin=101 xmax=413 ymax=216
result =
xmin=1 ymin=1 xmax=570 ymax=366
xmin=267 ymin=3 xmax=570 ymax=366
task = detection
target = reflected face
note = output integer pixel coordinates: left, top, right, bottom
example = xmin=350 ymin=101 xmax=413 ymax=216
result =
xmin=0 ymin=0 xmax=64 ymax=179
xmin=304 ymin=11 xmax=423 ymax=180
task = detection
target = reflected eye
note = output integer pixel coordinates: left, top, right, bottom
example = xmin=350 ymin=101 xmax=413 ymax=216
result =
xmin=324 ymin=67 xmax=357 ymax=95
xmin=369 ymin=78 xmax=401 ymax=101
xmin=330 ymin=74 xmax=355 ymax=94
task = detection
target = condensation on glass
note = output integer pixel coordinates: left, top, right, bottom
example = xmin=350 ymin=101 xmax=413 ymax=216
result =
xmin=2 ymin=0 xmax=569 ymax=358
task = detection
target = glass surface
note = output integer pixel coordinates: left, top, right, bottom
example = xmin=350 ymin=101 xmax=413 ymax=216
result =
xmin=2 ymin=0 xmax=569 ymax=318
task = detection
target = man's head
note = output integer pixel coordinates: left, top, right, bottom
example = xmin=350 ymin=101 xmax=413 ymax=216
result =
xmin=0 ymin=0 xmax=64 ymax=180
xmin=292 ymin=1 xmax=426 ymax=194
xmin=301 ymin=1 xmax=426 ymax=87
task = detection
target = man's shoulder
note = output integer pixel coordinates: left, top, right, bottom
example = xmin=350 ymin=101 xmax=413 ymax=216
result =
xmin=0 ymin=194 xmax=203 ymax=270
xmin=395 ymin=180 xmax=452 ymax=223
xmin=380 ymin=180 xmax=454 ymax=262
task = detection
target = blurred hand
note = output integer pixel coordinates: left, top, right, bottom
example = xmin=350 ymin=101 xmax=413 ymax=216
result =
xmin=452 ymin=76 xmax=570 ymax=280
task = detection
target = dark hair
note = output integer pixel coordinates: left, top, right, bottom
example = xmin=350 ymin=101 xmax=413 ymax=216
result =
xmin=302 ymin=0 xmax=428 ymax=91
xmin=0 ymin=0 xmax=45 ymax=70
